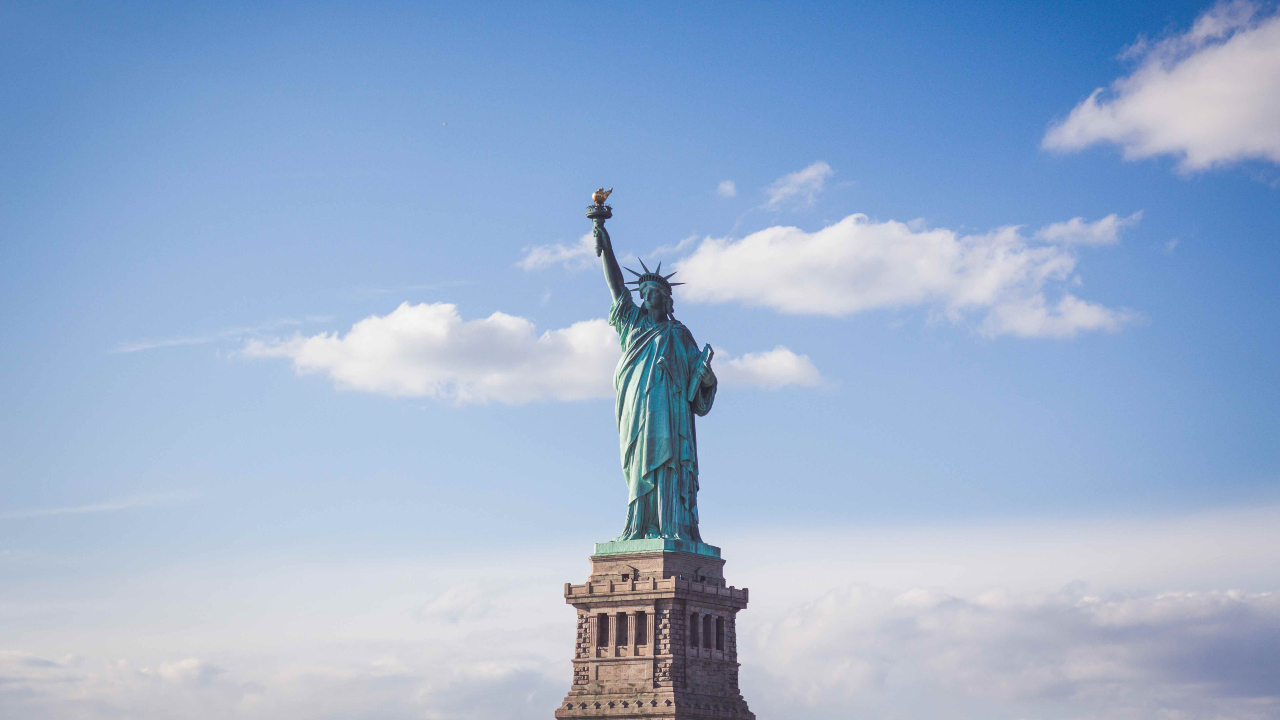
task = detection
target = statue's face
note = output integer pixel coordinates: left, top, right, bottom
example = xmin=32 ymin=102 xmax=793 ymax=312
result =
xmin=640 ymin=284 xmax=672 ymax=315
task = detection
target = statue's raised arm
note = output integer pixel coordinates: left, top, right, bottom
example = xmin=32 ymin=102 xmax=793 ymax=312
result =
xmin=588 ymin=188 xmax=625 ymax=301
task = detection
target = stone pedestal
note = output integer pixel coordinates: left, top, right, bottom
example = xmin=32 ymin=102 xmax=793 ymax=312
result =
xmin=554 ymin=540 xmax=755 ymax=720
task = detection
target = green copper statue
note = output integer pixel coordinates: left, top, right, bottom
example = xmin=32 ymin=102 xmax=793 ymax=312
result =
xmin=588 ymin=190 xmax=717 ymax=542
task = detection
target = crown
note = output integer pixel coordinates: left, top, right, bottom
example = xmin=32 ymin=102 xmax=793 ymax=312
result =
xmin=623 ymin=258 xmax=683 ymax=294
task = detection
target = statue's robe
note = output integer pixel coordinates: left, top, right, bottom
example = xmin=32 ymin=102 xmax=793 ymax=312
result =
xmin=609 ymin=291 xmax=716 ymax=541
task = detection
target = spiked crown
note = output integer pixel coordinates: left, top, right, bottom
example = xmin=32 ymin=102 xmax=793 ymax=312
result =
xmin=623 ymin=258 xmax=683 ymax=295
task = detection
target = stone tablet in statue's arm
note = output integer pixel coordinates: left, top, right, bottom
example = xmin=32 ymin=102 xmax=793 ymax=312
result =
xmin=687 ymin=342 xmax=717 ymax=416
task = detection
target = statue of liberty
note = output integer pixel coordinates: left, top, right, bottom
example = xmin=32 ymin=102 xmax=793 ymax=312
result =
xmin=588 ymin=190 xmax=717 ymax=542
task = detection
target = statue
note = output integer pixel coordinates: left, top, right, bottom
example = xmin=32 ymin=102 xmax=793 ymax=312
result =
xmin=588 ymin=191 xmax=717 ymax=542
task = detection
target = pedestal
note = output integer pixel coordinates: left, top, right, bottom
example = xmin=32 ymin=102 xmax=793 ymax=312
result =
xmin=554 ymin=541 xmax=755 ymax=719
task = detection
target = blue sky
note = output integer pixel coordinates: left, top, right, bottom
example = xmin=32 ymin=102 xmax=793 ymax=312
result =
xmin=2 ymin=2 xmax=1279 ymax=719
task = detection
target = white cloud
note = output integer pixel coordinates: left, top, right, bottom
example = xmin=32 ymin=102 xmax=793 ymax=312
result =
xmin=243 ymin=303 xmax=821 ymax=403
xmin=764 ymin=161 xmax=833 ymax=210
xmin=1034 ymin=211 xmax=1143 ymax=245
xmin=0 ymin=646 xmax=561 ymax=720
xmin=243 ymin=303 xmax=618 ymax=404
xmin=413 ymin=582 xmax=494 ymax=624
xmin=0 ymin=492 xmax=193 ymax=519
xmin=517 ymin=233 xmax=596 ymax=271
xmin=147 ymin=658 xmax=224 ymax=686
xmin=113 ymin=318 xmax=322 ymax=353
xmin=651 ymin=234 xmax=699 ymax=257
xmin=980 ymin=293 xmax=1136 ymax=338
xmin=717 ymin=180 xmax=737 ymax=197
xmin=5 ymin=506 xmax=1280 ymax=720
xmin=0 ymin=555 xmax=577 ymax=720
xmin=1043 ymin=1 xmax=1280 ymax=171
xmin=673 ymin=213 xmax=1142 ymax=338
xmin=114 ymin=335 xmax=223 ymax=353
xmin=746 ymin=586 xmax=1280 ymax=720
xmin=11 ymin=587 xmax=1279 ymax=720
xmin=717 ymin=346 xmax=823 ymax=389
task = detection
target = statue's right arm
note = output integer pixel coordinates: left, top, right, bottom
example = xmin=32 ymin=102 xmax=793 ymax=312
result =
xmin=596 ymin=221 xmax=626 ymax=302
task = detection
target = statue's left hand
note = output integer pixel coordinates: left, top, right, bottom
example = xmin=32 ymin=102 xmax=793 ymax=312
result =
xmin=689 ymin=344 xmax=715 ymax=397
xmin=699 ymin=360 xmax=715 ymax=387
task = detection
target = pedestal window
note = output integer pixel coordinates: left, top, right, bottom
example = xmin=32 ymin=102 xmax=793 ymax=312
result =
xmin=596 ymin=613 xmax=609 ymax=646
xmin=615 ymin=611 xmax=628 ymax=646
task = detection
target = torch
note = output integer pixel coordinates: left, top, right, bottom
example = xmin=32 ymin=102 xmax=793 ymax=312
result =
xmin=587 ymin=187 xmax=613 ymax=256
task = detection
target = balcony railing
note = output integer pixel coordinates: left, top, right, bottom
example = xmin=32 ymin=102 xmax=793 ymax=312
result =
xmin=564 ymin=577 xmax=748 ymax=602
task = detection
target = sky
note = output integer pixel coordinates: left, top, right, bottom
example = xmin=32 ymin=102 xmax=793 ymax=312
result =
xmin=2 ymin=1 xmax=1279 ymax=718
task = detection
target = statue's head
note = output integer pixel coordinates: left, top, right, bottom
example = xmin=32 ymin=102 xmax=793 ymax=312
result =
xmin=624 ymin=259 xmax=683 ymax=318
xmin=639 ymin=281 xmax=672 ymax=315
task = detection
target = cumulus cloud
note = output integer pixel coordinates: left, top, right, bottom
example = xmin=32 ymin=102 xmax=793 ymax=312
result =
xmin=716 ymin=180 xmax=737 ymax=197
xmin=244 ymin=303 xmax=820 ymax=403
xmin=764 ymin=161 xmax=833 ymax=210
xmin=717 ymin=346 xmax=823 ymax=389
xmin=1043 ymin=1 xmax=1280 ymax=171
xmin=517 ymin=233 xmax=597 ymax=271
xmin=673 ymin=213 xmax=1142 ymax=338
xmin=1034 ymin=211 xmax=1143 ymax=245
xmin=243 ymin=303 xmax=618 ymax=404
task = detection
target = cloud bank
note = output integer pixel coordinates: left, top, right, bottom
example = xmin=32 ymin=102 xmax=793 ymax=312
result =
xmin=243 ymin=303 xmax=821 ymax=403
xmin=5 ymin=504 xmax=1280 ymax=720
xmin=10 ymin=589 xmax=1277 ymax=720
xmin=1044 ymin=1 xmax=1280 ymax=171
xmin=747 ymin=586 xmax=1280 ymax=720
xmin=673 ymin=213 xmax=1142 ymax=338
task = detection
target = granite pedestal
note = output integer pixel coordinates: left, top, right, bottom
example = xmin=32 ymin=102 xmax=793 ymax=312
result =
xmin=555 ymin=540 xmax=755 ymax=720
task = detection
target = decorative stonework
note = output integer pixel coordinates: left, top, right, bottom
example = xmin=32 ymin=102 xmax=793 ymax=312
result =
xmin=554 ymin=550 xmax=754 ymax=719
xmin=576 ymin=614 xmax=591 ymax=660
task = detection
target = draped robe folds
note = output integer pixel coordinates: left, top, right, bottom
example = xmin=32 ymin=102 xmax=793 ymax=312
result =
xmin=609 ymin=291 xmax=716 ymax=541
